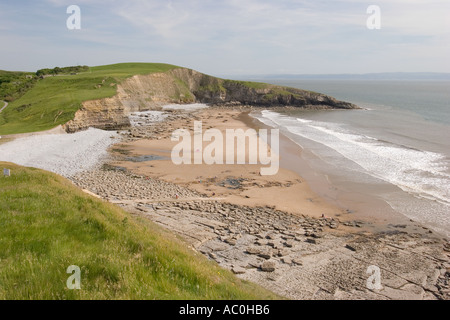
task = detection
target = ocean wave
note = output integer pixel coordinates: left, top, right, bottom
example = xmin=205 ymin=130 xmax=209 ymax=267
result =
xmin=259 ymin=110 xmax=450 ymax=206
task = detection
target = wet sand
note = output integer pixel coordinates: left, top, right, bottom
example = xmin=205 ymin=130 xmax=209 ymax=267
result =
xmin=112 ymin=109 xmax=347 ymax=222
xmin=242 ymin=111 xmax=425 ymax=235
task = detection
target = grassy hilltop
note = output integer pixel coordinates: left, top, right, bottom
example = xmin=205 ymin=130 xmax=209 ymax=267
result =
xmin=0 ymin=63 xmax=180 ymax=135
xmin=0 ymin=162 xmax=277 ymax=299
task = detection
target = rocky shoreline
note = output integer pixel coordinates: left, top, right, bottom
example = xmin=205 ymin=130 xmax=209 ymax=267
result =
xmin=69 ymin=108 xmax=450 ymax=300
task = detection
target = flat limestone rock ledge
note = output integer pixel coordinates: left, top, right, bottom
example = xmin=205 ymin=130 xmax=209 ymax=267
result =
xmin=133 ymin=202 xmax=450 ymax=300
xmin=63 ymin=68 xmax=359 ymax=133
xmin=72 ymin=168 xmax=450 ymax=300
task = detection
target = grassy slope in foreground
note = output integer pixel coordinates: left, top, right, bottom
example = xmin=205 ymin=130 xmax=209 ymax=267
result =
xmin=0 ymin=162 xmax=277 ymax=300
xmin=0 ymin=63 xmax=180 ymax=135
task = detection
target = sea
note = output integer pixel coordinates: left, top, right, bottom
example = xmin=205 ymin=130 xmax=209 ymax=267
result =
xmin=251 ymin=79 xmax=450 ymax=238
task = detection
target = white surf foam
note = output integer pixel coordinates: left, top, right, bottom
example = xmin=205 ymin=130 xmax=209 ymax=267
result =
xmin=259 ymin=109 xmax=450 ymax=207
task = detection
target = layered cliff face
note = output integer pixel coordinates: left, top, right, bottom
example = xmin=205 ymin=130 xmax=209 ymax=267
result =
xmin=63 ymin=68 xmax=358 ymax=132
xmin=63 ymin=71 xmax=196 ymax=132
xmin=196 ymin=79 xmax=356 ymax=109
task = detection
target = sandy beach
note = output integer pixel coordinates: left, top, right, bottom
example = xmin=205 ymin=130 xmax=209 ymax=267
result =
xmin=113 ymin=109 xmax=345 ymax=222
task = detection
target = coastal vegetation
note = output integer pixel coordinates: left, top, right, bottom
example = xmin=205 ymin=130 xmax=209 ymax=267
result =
xmin=35 ymin=65 xmax=89 ymax=77
xmin=0 ymin=70 xmax=37 ymax=102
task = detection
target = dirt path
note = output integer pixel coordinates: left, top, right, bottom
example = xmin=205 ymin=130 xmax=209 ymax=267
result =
xmin=0 ymin=101 xmax=8 ymax=113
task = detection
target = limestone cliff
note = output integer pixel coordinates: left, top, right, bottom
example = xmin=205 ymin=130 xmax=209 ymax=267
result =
xmin=63 ymin=68 xmax=358 ymax=132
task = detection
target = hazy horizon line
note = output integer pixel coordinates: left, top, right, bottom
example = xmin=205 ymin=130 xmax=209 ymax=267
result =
xmin=223 ymin=72 xmax=450 ymax=81
xmin=3 ymin=63 xmax=450 ymax=82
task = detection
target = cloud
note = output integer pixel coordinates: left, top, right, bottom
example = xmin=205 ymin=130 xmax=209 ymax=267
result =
xmin=112 ymin=0 xmax=449 ymax=47
xmin=0 ymin=0 xmax=449 ymax=73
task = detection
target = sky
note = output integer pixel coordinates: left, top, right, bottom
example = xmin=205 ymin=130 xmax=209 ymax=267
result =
xmin=0 ymin=0 xmax=449 ymax=76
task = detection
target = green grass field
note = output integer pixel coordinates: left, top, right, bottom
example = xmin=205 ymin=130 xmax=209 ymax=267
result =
xmin=0 ymin=63 xmax=180 ymax=135
xmin=0 ymin=162 xmax=278 ymax=300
